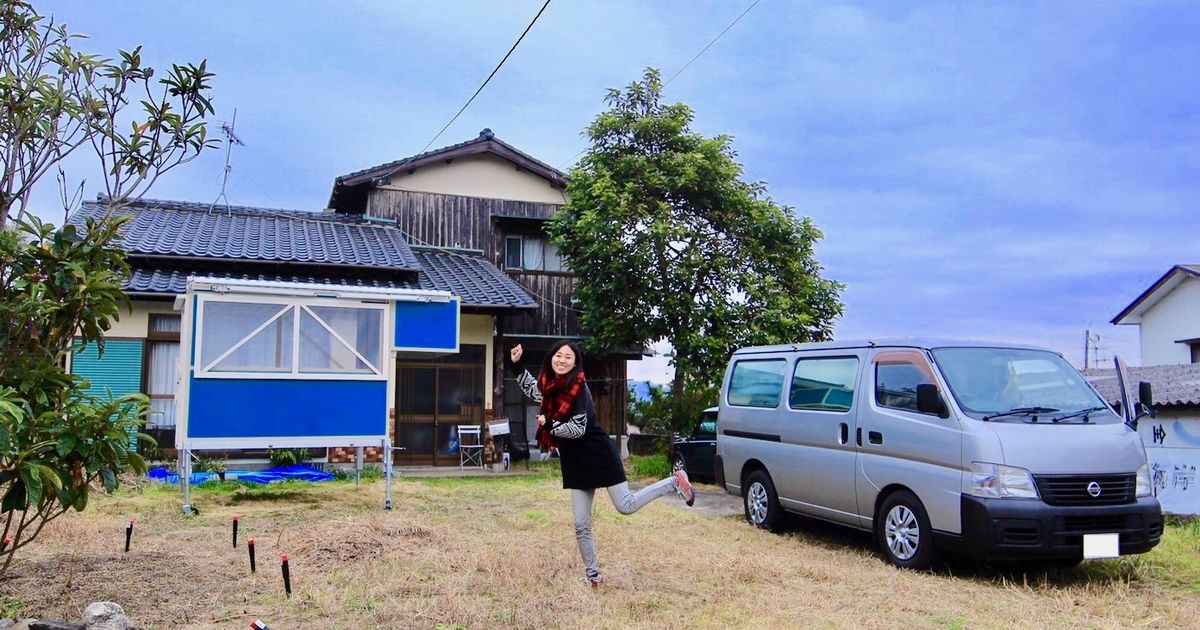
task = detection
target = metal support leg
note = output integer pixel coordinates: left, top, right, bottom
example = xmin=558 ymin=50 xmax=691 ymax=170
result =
xmin=180 ymin=446 xmax=193 ymax=515
xmin=383 ymin=439 xmax=394 ymax=510
xmin=355 ymin=446 xmax=364 ymax=487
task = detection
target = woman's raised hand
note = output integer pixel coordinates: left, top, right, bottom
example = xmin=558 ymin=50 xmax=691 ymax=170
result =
xmin=510 ymin=344 xmax=523 ymax=363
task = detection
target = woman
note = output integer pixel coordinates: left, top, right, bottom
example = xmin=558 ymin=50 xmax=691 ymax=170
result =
xmin=509 ymin=340 xmax=695 ymax=587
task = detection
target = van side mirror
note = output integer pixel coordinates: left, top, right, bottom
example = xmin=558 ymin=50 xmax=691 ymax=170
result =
xmin=1138 ymin=381 xmax=1153 ymax=407
xmin=1135 ymin=381 xmax=1156 ymax=422
xmin=916 ymin=384 xmax=947 ymax=418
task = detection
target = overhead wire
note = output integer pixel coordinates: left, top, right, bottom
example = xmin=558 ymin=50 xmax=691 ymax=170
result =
xmin=558 ymin=0 xmax=764 ymax=171
xmin=418 ymin=0 xmax=553 ymax=154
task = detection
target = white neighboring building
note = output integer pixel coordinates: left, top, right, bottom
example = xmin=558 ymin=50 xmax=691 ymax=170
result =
xmin=1112 ymin=264 xmax=1200 ymax=366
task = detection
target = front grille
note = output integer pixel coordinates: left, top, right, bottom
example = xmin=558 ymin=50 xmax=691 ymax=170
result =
xmin=1035 ymin=474 xmax=1136 ymax=506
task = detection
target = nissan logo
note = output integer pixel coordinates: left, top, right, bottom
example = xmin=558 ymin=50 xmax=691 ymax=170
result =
xmin=1087 ymin=481 xmax=1102 ymax=497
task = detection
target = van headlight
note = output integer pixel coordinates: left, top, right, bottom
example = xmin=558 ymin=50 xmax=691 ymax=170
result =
xmin=1136 ymin=463 xmax=1151 ymax=498
xmin=967 ymin=462 xmax=1039 ymax=499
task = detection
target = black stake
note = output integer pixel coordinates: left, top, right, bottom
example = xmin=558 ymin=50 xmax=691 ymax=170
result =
xmin=232 ymin=514 xmax=240 ymax=548
xmin=125 ymin=519 xmax=134 ymax=553
xmin=247 ymin=537 xmax=256 ymax=573
xmin=280 ymin=553 xmax=291 ymax=597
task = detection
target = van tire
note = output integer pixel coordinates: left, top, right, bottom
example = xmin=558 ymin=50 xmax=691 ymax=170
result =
xmin=743 ymin=470 xmax=784 ymax=532
xmin=876 ymin=490 xmax=935 ymax=570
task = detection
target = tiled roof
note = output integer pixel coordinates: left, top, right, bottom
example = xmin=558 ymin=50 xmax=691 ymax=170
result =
xmin=125 ymin=250 xmax=537 ymax=310
xmin=411 ymin=248 xmax=538 ymax=309
xmin=1083 ymin=364 xmax=1200 ymax=407
xmin=74 ymin=197 xmax=421 ymax=271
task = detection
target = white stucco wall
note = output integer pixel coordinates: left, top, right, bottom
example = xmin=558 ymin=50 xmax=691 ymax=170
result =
xmin=107 ymin=300 xmax=180 ymax=338
xmin=1139 ymin=277 xmax=1200 ymax=366
xmin=1138 ymin=408 xmax=1200 ymax=515
xmin=460 ymin=313 xmax=496 ymax=409
xmin=380 ymin=154 xmax=565 ymax=204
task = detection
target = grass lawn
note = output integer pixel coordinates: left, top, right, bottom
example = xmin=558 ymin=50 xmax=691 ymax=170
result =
xmin=0 ymin=467 xmax=1196 ymax=629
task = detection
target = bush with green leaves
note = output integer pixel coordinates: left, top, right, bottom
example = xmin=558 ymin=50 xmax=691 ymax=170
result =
xmin=0 ymin=0 xmax=217 ymax=577
xmin=267 ymin=448 xmax=309 ymax=468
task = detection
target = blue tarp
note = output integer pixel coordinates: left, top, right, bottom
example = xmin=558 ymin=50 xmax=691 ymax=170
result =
xmin=146 ymin=464 xmax=334 ymax=485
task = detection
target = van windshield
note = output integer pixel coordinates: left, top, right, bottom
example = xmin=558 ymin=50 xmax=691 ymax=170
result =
xmin=931 ymin=347 xmax=1115 ymax=423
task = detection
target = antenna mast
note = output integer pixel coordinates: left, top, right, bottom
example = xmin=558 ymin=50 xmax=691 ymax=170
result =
xmin=209 ymin=108 xmax=245 ymax=214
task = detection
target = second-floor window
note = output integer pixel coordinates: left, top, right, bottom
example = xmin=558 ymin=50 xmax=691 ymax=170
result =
xmin=505 ymin=235 xmax=564 ymax=272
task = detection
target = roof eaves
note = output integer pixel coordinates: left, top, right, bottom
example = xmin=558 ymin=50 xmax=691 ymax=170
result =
xmin=1111 ymin=265 xmax=1200 ymax=325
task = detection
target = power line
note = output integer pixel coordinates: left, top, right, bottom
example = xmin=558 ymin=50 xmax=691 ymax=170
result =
xmin=559 ymin=0 xmax=764 ymax=171
xmin=419 ymin=0 xmax=553 ymax=154
xmin=664 ymin=0 xmax=762 ymax=86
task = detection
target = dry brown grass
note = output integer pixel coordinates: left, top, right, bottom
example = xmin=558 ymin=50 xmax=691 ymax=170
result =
xmin=0 ymin=475 xmax=1194 ymax=629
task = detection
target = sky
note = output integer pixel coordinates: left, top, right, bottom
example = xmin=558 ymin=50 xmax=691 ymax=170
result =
xmin=29 ymin=1 xmax=1200 ymax=384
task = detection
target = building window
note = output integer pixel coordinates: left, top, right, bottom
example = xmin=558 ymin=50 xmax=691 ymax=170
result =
xmin=504 ymin=234 xmax=564 ymax=272
xmin=146 ymin=314 xmax=181 ymax=429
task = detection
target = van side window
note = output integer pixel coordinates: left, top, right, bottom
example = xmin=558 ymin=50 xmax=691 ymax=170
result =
xmin=875 ymin=361 xmax=935 ymax=412
xmin=727 ymin=359 xmax=787 ymax=408
xmin=789 ymin=357 xmax=858 ymax=412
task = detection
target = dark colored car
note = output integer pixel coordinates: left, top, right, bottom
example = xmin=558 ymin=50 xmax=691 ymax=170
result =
xmin=670 ymin=407 xmax=718 ymax=483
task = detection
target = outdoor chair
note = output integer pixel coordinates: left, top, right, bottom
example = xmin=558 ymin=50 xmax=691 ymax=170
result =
xmin=458 ymin=424 xmax=484 ymax=469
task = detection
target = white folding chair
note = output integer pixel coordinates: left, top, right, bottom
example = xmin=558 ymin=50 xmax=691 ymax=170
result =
xmin=458 ymin=424 xmax=484 ymax=469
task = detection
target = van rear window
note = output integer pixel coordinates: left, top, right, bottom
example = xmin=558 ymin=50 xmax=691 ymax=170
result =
xmin=728 ymin=359 xmax=787 ymax=408
xmin=790 ymin=357 xmax=858 ymax=412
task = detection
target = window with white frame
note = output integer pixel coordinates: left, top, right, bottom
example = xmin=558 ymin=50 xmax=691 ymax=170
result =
xmin=504 ymin=234 xmax=565 ymax=272
xmin=197 ymin=298 xmax=385 ymax=378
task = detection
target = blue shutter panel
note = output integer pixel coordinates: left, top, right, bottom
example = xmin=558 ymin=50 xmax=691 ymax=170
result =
xmin=72 ymin=339 xmax=145 ymax=451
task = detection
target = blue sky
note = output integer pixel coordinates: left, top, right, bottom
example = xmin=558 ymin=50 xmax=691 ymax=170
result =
xmin=31 ymin=1 xmax=1200 ymax=383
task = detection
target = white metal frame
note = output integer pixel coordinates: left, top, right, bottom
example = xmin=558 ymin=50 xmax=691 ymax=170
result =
xmin=194 ymin=293 xmax=389 ymax=381
xmin=173 ymin=276 xmax=459 ymax=513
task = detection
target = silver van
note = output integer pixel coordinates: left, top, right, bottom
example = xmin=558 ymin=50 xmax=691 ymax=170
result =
xmin=716 ymin=339 xmax=1162 ymax=568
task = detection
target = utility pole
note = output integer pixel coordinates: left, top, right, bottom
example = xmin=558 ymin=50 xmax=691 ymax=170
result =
xmin=1083 ymin=330 xmax=1090 ymax=370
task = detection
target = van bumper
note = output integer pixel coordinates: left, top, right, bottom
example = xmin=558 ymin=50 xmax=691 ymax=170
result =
xmin=948 ymin=495 xmax=1163 ymax=562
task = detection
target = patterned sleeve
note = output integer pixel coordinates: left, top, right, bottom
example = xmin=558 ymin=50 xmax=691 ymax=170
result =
xmin=549 ymin=413 xmax=587 ymax=439
xmin=515 ymin=369 xmax=542 ymax=404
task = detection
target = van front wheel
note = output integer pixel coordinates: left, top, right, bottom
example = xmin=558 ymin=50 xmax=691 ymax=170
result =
xmin=877 ymin=490 xmax=935 ymax=570
xmin=743 ymin=470 xmax=784 ymax=532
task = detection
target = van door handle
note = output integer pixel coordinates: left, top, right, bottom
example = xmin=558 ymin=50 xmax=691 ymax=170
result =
xmin=856 ymin=428 xmax=862 ymax=446
xmin=838 ymin=423 xmax=849 ymax=445
xmin=868 ymin=431 xmax=883 ymax=445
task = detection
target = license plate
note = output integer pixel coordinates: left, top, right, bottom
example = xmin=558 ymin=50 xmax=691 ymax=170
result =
xmin=1083 ymin=533 xmax=1119 ymax=559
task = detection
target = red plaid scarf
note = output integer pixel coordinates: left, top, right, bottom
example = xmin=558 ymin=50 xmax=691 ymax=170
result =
xmin=536 ymin=369 xmax=586 ymax=450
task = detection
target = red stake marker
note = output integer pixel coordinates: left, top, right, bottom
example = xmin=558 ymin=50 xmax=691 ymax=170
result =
xmin=280 ymin=552 xmax=291 ymax=597
xmin=232 ymin=514 xmax=240 ymax=548
xmin=247 ymin=537 xmax=256 ymax=573
xmin=250 ymin=620 xmax=271 ymax=630
xmin=1 ymin=535 xmax=11 ymax=552
xmin=125 ymin=518 xmax=135 ymax=553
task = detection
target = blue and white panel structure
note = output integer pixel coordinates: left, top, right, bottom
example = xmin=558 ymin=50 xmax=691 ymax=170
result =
xmin=175 ymin=276 xmax=458 ymax=451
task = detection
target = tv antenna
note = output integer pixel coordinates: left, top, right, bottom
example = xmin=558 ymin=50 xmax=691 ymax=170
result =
xmin=209 ymin=108 xmax=245 ymax=215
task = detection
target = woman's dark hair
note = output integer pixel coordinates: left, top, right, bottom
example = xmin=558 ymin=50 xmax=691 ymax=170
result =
xmin=540 ymin=339 xmax=584 ymax=382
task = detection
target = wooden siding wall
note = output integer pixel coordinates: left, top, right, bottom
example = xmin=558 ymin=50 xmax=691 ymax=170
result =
xmin=367 ymin=189 xmax=578 ymax=337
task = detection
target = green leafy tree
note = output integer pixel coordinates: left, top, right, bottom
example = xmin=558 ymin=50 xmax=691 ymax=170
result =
xmin=0 ymin=1 xmax=217 ymax=576
xmin=628 ymin=382 xmax=716 ymax=438
xmin=552 ymin=69 xmax=843 ymax=429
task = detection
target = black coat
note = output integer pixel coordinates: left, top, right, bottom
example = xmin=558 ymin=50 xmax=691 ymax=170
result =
xmin=554 ymin=384 xmax=627 ymax=490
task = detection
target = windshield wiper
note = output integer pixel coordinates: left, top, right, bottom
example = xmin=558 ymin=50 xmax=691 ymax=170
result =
xmin=981 ymin=406 xmax=1059 ymax=422
xmin=1049 ymin=406 xmax=1108 ymax=424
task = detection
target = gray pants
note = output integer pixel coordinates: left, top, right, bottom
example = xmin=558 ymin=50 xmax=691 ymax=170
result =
xmin=571 ymin=477 xmax=676 ymax=578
